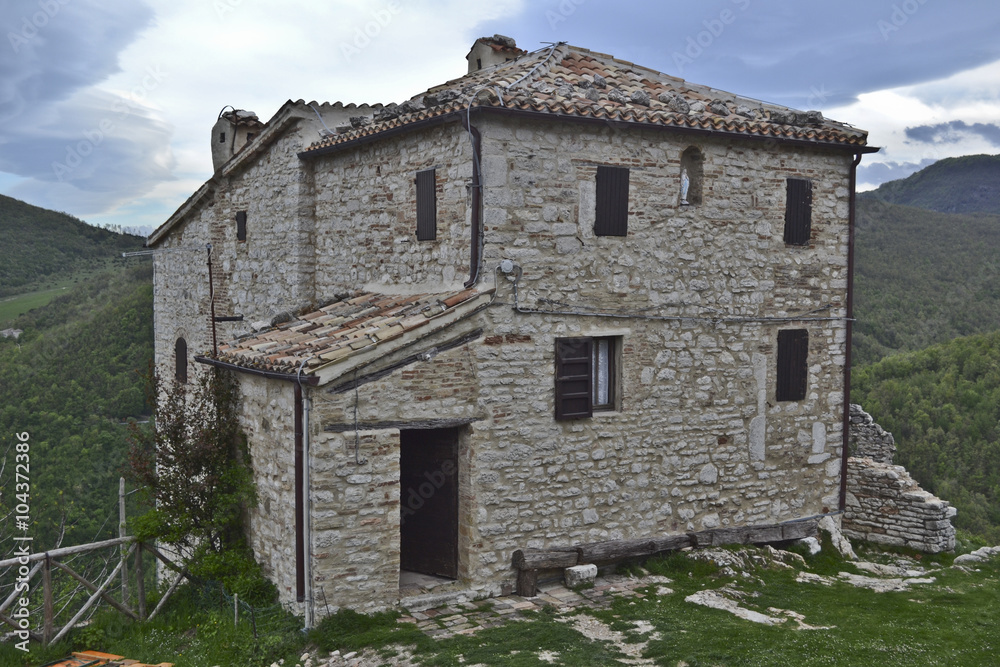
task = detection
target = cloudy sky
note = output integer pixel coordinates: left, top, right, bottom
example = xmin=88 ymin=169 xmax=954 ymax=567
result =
xmin=2 ymin=0 xmax=1000 ymax=232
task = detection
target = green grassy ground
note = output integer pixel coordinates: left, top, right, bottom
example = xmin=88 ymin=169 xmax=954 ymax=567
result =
xmin=0 ymin=281 xmax=73 ymax=325
xmin=4 ymin=540 xmax=998 ymax=667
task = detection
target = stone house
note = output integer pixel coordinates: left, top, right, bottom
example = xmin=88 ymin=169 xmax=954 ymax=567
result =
xmin=147 ymin=36 xmax=877 ymax=619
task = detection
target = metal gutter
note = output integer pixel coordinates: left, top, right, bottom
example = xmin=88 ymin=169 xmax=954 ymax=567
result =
xmin=840 ymin=150 xmax=869 ymax=512
xmin=462 ymin=115 xmax=483 ymax=288
xmin=193 ymin=355 xmax=321 ymax=385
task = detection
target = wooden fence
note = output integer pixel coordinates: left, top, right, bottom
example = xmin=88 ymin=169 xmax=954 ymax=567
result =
xmin=0 ymin=537 xmax=189 ymax=647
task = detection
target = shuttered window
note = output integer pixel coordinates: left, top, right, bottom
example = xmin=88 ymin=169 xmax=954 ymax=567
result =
xmin=784 ymin=178 xmax=812 ymax=246
xmin=416 ymin=168 xmax=437 ymax=241
xmin=175 ymin=337 xmax=188 ymax=385
xmin=595 ymin=166 xmax=629 ymax=237
xmin=236 ymin=210 xmax=247 ymax=242
xmin=555 ymin=337 xmax=620 ymax=419
xmin=555 ymin=337 xmax=593 ymax=420
xmin=776 ymin=329 xmax=808 ymax=401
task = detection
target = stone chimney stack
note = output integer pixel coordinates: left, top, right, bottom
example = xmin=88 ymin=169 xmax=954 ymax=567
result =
xmin=211 ymin=107 xmax=265 ymax=172
xmin=466 ymin=34 xmax=525 ymax=73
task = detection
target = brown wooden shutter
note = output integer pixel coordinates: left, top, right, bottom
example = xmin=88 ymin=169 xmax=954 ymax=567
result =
xmin=595 ymin=166 xmax=629 ymax=237
xmin=416 ymin=168 xmax=437 ymax=241
xmin=776 ymin=329 xmax=808 ymax=401
xmin=784 ymin=178 xmax=812 ymax=245
xmin=236 ymin=210 xmax=247 ymax=242
xmin=555 ymin=337 xmax=593 ymax=420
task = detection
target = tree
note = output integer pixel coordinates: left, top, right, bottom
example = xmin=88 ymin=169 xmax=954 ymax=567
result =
xmin=127 ymin=368 xmax=255 ymax=563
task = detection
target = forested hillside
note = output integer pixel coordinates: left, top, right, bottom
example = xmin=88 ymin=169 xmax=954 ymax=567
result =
xmin=0 ymin=194 xmax=141 ymax=298
xmin=860 ymin=154 xmax=1000 ymax=215
xmin=853 ymin=330 xmax=1000 ymax=542
xmin=852 ymin=198 xmax=1000 ymax=366
xmin=0 ymin=263 xmax=153 ymax=550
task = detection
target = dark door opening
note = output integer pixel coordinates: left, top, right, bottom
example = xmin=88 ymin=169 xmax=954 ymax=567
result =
xmin=399 ymin=428 xmax=459 ymax=579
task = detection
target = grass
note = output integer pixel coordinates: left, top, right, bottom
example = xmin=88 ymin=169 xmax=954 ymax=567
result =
xmin=2 ymin=543 xmax=999 ymax=666
xmin=0 ymin=281 xmax=73 ymax=325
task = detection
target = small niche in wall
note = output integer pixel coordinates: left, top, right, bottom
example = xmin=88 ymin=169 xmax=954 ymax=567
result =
xmin=679 ymin=146 xmax=704 ymax=206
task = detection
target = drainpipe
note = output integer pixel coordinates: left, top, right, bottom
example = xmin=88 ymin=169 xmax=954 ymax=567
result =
xmin=839 ymin=152 xmax=864 ymax=512
xmin=462 ymin=114 xmax=483 ymax=288
xmin=303 ymin=386 xmax=313 ymax=629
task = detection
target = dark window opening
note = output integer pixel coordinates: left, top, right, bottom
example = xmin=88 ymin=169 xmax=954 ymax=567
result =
xmin=236 ymin=210 xmax=247 ymax=242
xmin=476 ymin=58 xmax=482 ymax=69
xmin=246 ymin=132 xmax=256 ymax=142
xmin=175 ymin=337 xmax=188 ymax=384
xmin=416 ymin=168 xmax=437 ymax=241
xmin=555 ymin=336 xmax=620 ymax=420
xmin=679 ymin=146 xmax=704 ymax=206
xmin=784 ymin=178 xmax=813 ymax=246
xmin=595 ymin=166 xmax=629 ymax=236
xmin=219 ymin=132 xmax=226 ymax=143
xmin=776 ymin=329 xmax=809 ymax=402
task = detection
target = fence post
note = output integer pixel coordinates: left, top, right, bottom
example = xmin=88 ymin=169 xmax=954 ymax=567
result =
xmin=120 ymin=478 xmax=129 ymax=607
xmin=42 ymin=555 xmax=53 ymax=646
xmin=135 ymin=543 xmax=146 ymax=621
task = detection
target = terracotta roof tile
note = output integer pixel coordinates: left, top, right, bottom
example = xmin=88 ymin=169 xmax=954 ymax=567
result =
xmin=302 ymin=43 xmax=867 ymax=155
xmin=212 ymin=288 xmax=492 ymax=376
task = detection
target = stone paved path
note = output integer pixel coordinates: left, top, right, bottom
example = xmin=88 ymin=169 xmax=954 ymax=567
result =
xmin=396 ymin=575 xmax=650 ymax=641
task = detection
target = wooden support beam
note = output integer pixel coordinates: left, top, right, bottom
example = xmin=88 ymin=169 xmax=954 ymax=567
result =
xmin=512 ymin=549 xmax=579 ymax=571
xmin=0 ymin=537 xmax=132 ymax=568
xmin=0 ymin=561 xmax=42 ymax=614
xmin=516 ymin=568 xmax=538 ymax=597
xmin=147 ymin=568 xmax=186 ymax=622
xmin=577 ymin=539 xmax=659 ymax=564
xmin=0 ymin=611 xmax=43 ymax=642
xmin=42 ymin=557 xmax=53 ymax=645
xmin=135 ymin=546 xmax=146 ymax=621
xmin=53 ymin=557 xmax=138 ymax=621
xmin=49 ymin=547 xmax=132 ymax=646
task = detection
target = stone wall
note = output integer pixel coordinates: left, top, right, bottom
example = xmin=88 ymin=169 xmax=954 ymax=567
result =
xmin=238 ymin=374 xmax=300 ymax=604
xmin=311 ymin=429 xmax=402 ymax=613
xmin=848 ymin=403 xmax=896 ymax=463
xmin=843 ymin=405 xmax=956 ymax=553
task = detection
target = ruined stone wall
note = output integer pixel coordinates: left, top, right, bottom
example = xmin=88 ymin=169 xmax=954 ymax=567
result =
xmin=843 ymin=406 xmax=956 ymax=553
xmin=848 ymin=403 xmax=897 ymax=463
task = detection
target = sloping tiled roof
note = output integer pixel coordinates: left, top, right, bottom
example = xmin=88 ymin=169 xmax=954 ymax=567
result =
xmin=303 ymin=42 xmax=869 ymax=155
xmin=211 ymin=288 xmax=492 ymax=381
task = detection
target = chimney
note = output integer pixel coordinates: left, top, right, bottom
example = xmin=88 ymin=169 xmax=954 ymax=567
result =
xmin=211 ymin=107 xmax=265 ymax=172
xmin=466 ymin=34 xmax=525 ymax=73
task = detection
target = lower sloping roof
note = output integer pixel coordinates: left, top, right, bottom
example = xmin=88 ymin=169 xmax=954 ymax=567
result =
xmin=203 ymin=288 xmax=493 ymax=385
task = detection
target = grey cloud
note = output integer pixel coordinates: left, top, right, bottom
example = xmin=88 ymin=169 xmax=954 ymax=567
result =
xmin=498 ymin=0 xmax=1000 ymax=108
xmin=905 ymin=121 xmax=1000 ymax=147
xmin=0 ymin=0 xmax=169 ymax=211
xmin=856 ymin=159 xmax=937 ymax=186
xmin=0 ymin=88 xmax=175 ymax=210
xmin=0 ymin=0 xmax=154 ymax=123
